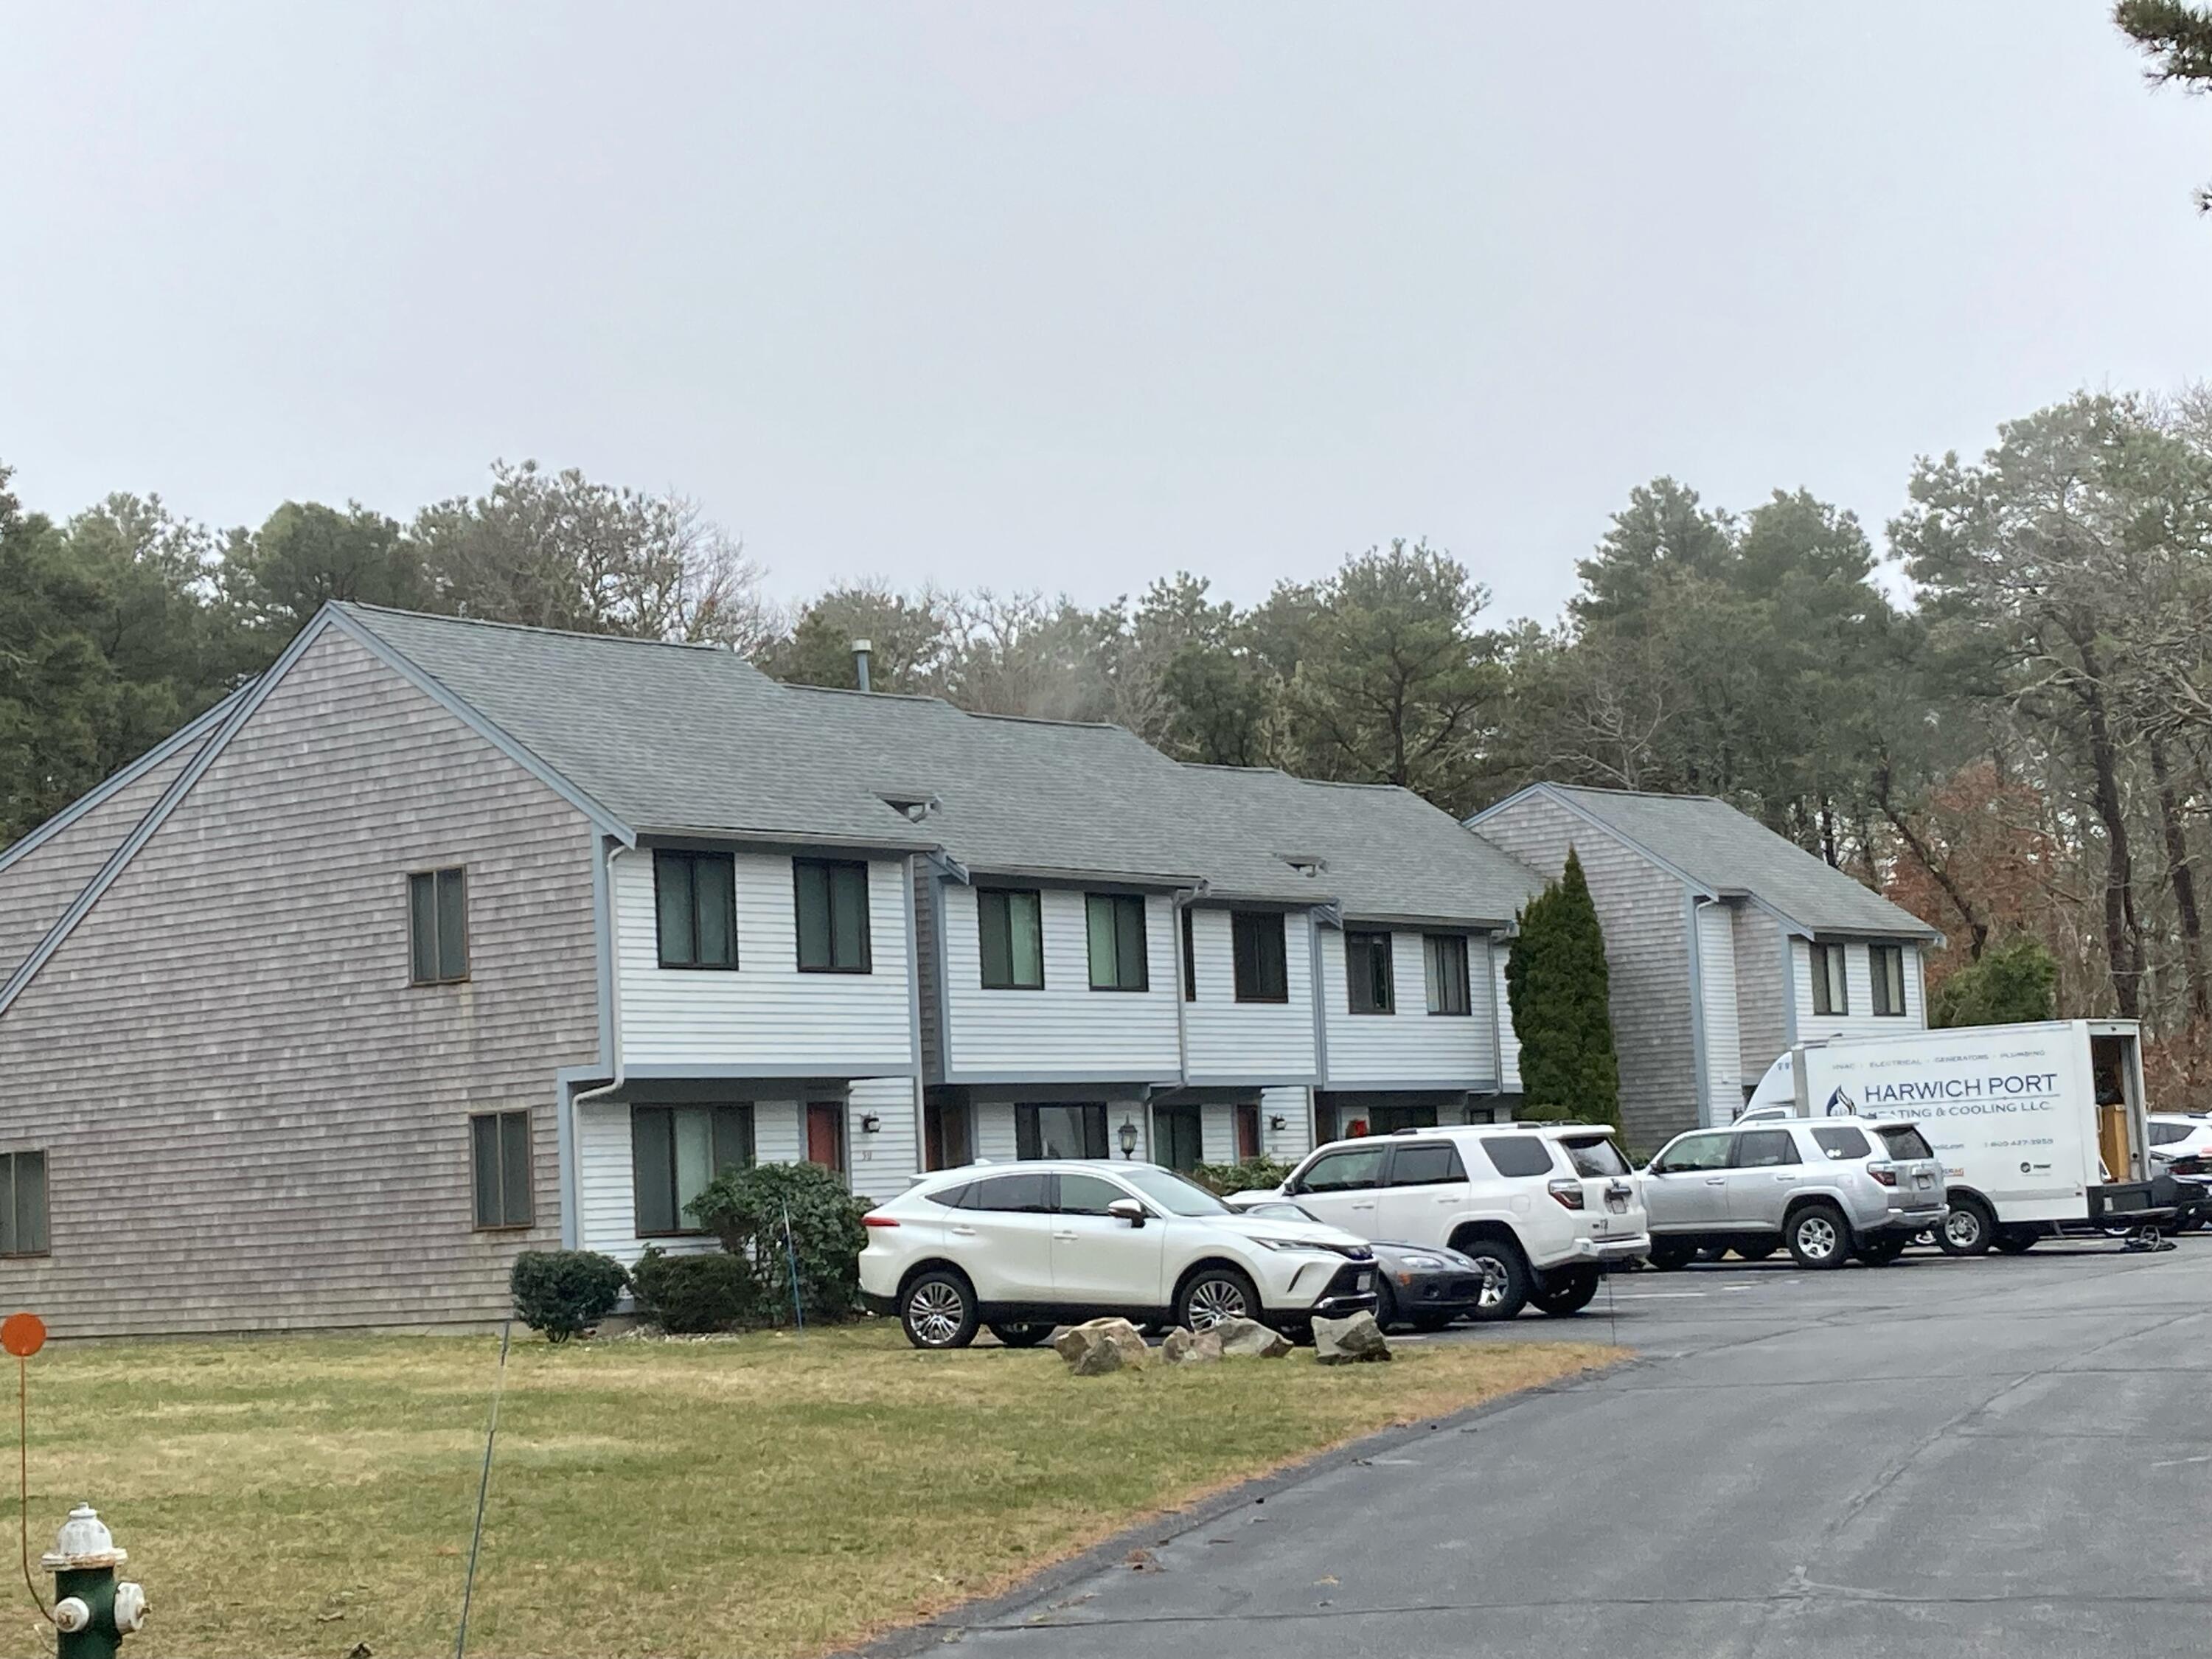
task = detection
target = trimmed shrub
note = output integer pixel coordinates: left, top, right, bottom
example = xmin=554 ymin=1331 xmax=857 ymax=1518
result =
xmin=1930 ymin=936 xmax=2058 ymax=1029
xmin=1192 ymin=1156 xmax=1295 ymax=1195
xmin=509 ymin=1250 xmax=628 ymax=1343
xmin=628 ymin=1246 xmax=765 ymax=1335
xmin=689 ymin=1161 xmax=869 ymax=1324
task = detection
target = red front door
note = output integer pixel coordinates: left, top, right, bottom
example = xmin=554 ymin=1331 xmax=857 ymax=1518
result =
xmin=806 ymin=1103 xmax=844 ymax=1171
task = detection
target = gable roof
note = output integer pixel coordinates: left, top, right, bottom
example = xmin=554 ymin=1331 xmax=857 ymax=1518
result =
xmin=1474 ymin=782 xmax=1940 ymax=940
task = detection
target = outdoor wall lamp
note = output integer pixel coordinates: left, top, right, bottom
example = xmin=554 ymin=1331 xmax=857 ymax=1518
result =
xmin=1117 ymin=1118 xmax=1140 ymax=1159
xmin=1268 ymin=1115 xmax=1287 ymax=1133
xmin=860 ymin=1113 xmax=882 ymax=1134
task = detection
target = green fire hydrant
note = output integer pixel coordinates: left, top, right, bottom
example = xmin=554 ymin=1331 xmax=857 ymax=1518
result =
xmin=42 ymin=1504 xmax=146 ymax=1659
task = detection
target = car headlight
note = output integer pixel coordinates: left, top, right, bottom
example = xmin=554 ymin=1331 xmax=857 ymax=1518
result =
xmin=1394 ymin=1253 xmax=1446 ymax=1271
xmin=1248 ymin=1235 xmax=1329 ymax=1253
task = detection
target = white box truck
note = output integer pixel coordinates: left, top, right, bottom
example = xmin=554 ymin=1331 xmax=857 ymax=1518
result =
xmin=1742 ymin=1020 xmax=2177 ymax=1253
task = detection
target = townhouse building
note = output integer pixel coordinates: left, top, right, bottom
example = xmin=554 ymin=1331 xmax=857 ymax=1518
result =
xmin=1470 ymin=782 xmax=1942 ymax=1152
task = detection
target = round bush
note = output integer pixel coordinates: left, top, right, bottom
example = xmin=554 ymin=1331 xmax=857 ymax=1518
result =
xmin=628 ymin=1246 xmax=765 ymax=1335
xmin=509 ymin=1250 xmax=629 ymax=1343
xmin=688 ymin=1161 xmax=869 ymax=1324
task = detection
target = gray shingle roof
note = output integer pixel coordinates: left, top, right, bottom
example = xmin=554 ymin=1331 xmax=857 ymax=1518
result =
xmin=1507 ymin=783 xmax=1939 ymax=939
xmin=336 ymin=605 xmax=1540 ymax=925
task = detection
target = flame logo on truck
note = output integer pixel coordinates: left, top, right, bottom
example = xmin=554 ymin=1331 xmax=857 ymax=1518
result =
xmin=1823 ymin=1087 xmax=1858 ymax=1118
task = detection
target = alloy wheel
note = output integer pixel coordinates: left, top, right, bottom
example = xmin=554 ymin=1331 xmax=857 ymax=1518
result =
xmin=908 ymin=1281 xmax=967 ymax=1346
xmin=1795 ymin=1215 xmax=1839 ymax=1261
xmin=1943 ymin=1208 xmax=1983 ymax=1250
xmin=1472 ymin=1255 xmax=1514 ymax=1309
xmin=1187 ymin=1279 xmax=1249 ymax=1328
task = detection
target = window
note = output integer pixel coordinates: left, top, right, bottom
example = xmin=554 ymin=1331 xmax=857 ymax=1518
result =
xmin=1296 ymin=1147 xmax=1388 ymax=1192
xmin=1480 ymin=1135 xmax=1556 ymax=1178
xmin=1388 ymin=1142 xmax=1467 ymax=1186
xmin=1732 ymin=1130 xmax=1800 ymax=1169
xmin=1877 ymin=1124 xmax=1935 ymax=1160
xmin=1154 ymin=1104 xmax=1203 ymax=1174
xmin=959 ymin=1172 xmax=1052 ymax=1211
xmin=470 ymin=1111 xmax=532 ymax=1229
xmin=1652 ymin=1131 xmax=1734 ymax=1174
xmin=1180 ymin=908 xmax=1197 ymax=1001
xmin=795 ymin=860 xmax=871 ymax=973
xmin=631 ymin=1104 xmax=754 ymax=1234
xmin=1117 ymin=1165 xmax=1235 ymax=1216
xmin=1085 ymin=894 xmax=1148 ymax=992
xmin=1016 ymin=1103 xmax=1108 ymax=1160
xmin=0 ymin=1152 xmax=48 ymax=1256
xmin=2150 ymin=1118 xmax=2197 ymax=1147
xmin=1234 ymin=1102 xmax=1261 ymax=1161
xmin=1810 ymin=1124 xmax=1871 ymax=1161
xmin=1056 ymin=1172 xmax=1130 ymax=1216
xmin=408 ymin=867 xmax=468 ymax=984
xmin=1346 ymin=930 xmax=1394 ymax=1015
xmin=1560 ymin=1135 xmax=1630 ymax=1178
xmin=978 ymin=888 xmax=1045 ymax=990
xmin=1871 ymin=944 xmax=1907 ymax=1017
xmin=1810 ymin=942 xmax=1848 ymax=1016
xmin=1369 ymin=1103 xmax=1439 ymax=1135
xmin=654 ymin=850 xmax=737 ymax=970
xmin=1232 ymin=911 xmax=1288 ymax=1003
xmin=1424 ymin=933 xmax=1471 ymax=1016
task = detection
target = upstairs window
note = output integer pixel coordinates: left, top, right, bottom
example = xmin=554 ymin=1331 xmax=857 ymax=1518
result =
xmin=470 ymin=1111 xmax=532 ymax=1230
xmin=1424 ymin=933 xmax=1471 ymax=1016
xmin=408 ymin=867 xmax=469 ymax=985
xmin=1232 ymin=911 xmax=1289 ymax=1003
xmin=1346 ymin=930 xmax=1394 ymax=1015
xmin=1811 ymin=942 xmax=1849 ymax=1016
xmin=1086 ymin=894 xmax=1148 ymax=992
xmin=0 ymin=1152 xmax=47 ymax=1257
xmin=795 ymin=860 xmax=871 ymax=973
xmin=1871 ymin=944 xmax=1907 ymax=1017
xmin=655 ymin=850 xmax=737 ymax=970
xmin=978 ymin=888 xmax=1045 ymax=990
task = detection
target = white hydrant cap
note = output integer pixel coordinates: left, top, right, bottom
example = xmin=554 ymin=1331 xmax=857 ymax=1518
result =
xmin=41 ymin=1503 xmax=127 ymax=1570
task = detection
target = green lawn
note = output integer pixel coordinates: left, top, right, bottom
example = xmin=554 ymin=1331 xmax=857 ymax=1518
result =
xmin=0 ymin=1324 xmax=1618 ymax=1658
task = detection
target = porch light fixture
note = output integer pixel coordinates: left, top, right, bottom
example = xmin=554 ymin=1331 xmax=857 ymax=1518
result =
xmin=1268 ymin=1114 xmax=1287 ymax=1133
xmin=860 ymin=1113 xmax=882 ymax=1134
xmin=1117 ymin=1118 xmax=1139 ymax=1159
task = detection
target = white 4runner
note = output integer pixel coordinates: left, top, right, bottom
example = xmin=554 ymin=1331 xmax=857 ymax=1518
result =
xmin=1271 ymin=1124 xmax=1649 ymax=1320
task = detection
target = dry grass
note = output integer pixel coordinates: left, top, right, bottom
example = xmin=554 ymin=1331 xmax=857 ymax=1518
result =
xmin=0 ymin=1325 xmax=1618 ymax=1658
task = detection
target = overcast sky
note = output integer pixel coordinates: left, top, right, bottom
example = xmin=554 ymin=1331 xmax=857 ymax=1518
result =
xmin=3 ymin=1 xmax=2207 ymax=625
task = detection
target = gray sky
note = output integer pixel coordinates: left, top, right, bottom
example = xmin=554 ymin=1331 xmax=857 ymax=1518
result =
xmin=4 ymin=1 xmax=2207 ymax=626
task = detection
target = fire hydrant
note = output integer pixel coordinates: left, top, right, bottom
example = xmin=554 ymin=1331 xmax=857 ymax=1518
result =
xmin=42 ymin=1504 xmax=145 ymax=1659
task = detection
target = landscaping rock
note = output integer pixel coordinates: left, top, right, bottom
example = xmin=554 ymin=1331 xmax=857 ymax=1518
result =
xmin=1053 ymin=1317 xmax=1151 ymax=1375
xmin=1312 ymin=1311 xmax=1392 ymax=1365
xmin=1159 ymin=1326 xmax=1223 ymax=1366
xmin=1211 ymin=1317 xmax=1293 ymax=1359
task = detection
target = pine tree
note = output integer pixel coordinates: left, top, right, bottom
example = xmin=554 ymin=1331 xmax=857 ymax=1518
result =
xmin=1505 ymin=847 xmax=1621 ymax=1126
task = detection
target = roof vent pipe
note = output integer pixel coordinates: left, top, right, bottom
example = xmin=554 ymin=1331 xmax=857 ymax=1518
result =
xmin=852 ymin=638 xmax=873 ymax=693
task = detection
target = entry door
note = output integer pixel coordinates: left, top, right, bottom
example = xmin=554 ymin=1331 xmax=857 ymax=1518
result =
xmin=1234 ymin=1103 xmax=1262 ymax=1162
xmin=1155 ymin=1105 xmax=1203 ymax=1174
xmin=1643 ymin=1131 xmax=1734 ymax=1229
xmin=1288 ymin=1144 xmax=1388 ymax=1236
xmin=806 ymin=1103 xmax=845 ymax=1173
xmin=1049 ymin=1170 xmax=1167 ymax=1309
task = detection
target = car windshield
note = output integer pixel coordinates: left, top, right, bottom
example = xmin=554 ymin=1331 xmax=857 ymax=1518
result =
xmin=1876 ymin=1125 xmax=1934 ymax=1160
xmin=1118 ymin=1166 xmax=1234 ymax=1217
xmin=1559 ymin=1135 xmax=1630 ymax=1177
xmin=1241 ymin=1200 xmax=1319 ymax=1222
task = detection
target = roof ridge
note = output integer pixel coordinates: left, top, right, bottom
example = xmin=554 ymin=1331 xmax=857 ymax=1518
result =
xmin=779 ymin=681 xmax=948 ymax=706
xmin=962 ymin=709 xmax=1130 ymax=733
xmin=1548 ymin=781 xmax=1725 ymax=805
xmin=338 ymin=602 xmax=730 ymax=654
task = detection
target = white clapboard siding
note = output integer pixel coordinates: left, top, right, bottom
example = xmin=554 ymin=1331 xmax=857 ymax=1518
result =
xmin=1697 ymin=903 xmax=1742 ymax=1126
xmin=1182 ymin=908 xmax=1319 ymax=1081
xmin=1792 ymin=937 xmax=1927 ymax=1045
xmin=574 ymin=1096 xmax=804 ymax=1265
xmin=1261 ymin=1086 xmax=1314 ymax=1161
xmin=1319 ymin=925 xmax=1501 ymax=1088
xmin=846 ymin=1077 xmax=921 ymax=1203
xmin=939 ymin=886 xmax=1181 ymax=1077
xmin=1494 ymin=945 xmax=1523 ymax=1094
xmin=614 ymin=852 xmax=914 ymax=1072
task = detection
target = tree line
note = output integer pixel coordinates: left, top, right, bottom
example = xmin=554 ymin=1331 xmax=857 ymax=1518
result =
xmin=7 ymin=388 xmax=2212 ymax=1098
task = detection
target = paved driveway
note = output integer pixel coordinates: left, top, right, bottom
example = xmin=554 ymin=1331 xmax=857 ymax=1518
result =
xmin=922 ymin=1244 xmax=2212 ymax=1658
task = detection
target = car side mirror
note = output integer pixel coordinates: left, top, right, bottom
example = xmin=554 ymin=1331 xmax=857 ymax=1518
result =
xmin=1107 ymin=1197 xmax=1147 ymax=1228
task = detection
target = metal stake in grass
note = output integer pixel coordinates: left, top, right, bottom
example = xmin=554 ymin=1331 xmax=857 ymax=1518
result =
xmin=782 ymin=1203 xmax=806 ymax=1336
xmin=454 ymin=1318 xmax=512 ymax=1659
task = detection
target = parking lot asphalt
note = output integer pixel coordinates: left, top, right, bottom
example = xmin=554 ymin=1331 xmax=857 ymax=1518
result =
xmin=923 ymin=1242 xmax=2212 ymax=1658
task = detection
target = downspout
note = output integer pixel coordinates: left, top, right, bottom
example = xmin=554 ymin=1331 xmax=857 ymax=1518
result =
xmin=568 ymin=843 xmax=636 ymax=1221
xmin=1171 ymin=887 xmax=1201 ymax=1089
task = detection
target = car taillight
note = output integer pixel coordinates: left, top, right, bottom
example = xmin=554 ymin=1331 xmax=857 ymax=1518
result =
xmin=862 ymin=1214 xmax=901 ymax=1227
xmin=1868 ymin=1164 xmax=1897 ymax=1188
xmin=1547 ymin=1178 xmax=1585 ymax=1211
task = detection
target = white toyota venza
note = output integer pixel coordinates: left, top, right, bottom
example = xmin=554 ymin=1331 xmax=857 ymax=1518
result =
xmin=860 ymin=1161 xmax=1380 ymax=1349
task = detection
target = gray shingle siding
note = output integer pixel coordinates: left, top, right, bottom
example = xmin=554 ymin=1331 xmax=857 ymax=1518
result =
xmin=1472 ymin=794 xmax=1699 ymax=1153
xmin=1731 ymin=902 xmax=1791 ymax=1082
xmin=0 ymin=629 xmax=599 ymax=1337
xmin=911 ymin=862 xmax=943 ymax=1082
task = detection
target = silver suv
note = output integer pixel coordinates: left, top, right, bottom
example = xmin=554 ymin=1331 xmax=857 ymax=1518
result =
xmin=1643 ymin=1117 xmax=1945 ymax=1270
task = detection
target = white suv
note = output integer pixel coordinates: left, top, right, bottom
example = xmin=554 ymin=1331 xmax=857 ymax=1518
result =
xmin=859 ymin=1161 xmax=1379 ymax=1349
xmin=1267 ymin=1125 xmax=1649 ymax=1321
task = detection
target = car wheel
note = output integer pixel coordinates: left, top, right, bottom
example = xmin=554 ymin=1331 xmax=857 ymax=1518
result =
xmin=1694 ymin=1244 xmax=1728 ymax=1262
xmin=986 ymin=1321 xmax=1056 ymax=1348
xmin=1733 ymin=1239 xmax=1779 ymax=1262
xmin=1408 ymin=1311 xmax=1456 ymax=1333
xmin=1992 ymin=1225 xmax=2039 ymax=1255
xmin=900 ymin=1270 xmax=979 ymax=1350
xmin=1786 ymin=1203 xmax=1851 ymax=1270
xmin=1646 ymin=1239 xmax=1696 ymax=1272
xmin=1531 ymin=1265 xmax=1599 ymax=1316
xmin=1178 ymin=1265 xmax=1262 ymax=1332
xmin=1857 ymin=1235 xmax=1907 ymax=1266
xmin=1372 ymin=1276 xmax=1402 ymax=1333
xmin=1935 ymin=1195 xmax=1994 ymax=1257
xmin=1458 ymin=1238 xmax=1531 ymax=1321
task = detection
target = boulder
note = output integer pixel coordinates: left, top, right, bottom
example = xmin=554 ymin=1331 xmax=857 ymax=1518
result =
xmin=1160 ymin=1326 xmax=1223 ymax=1366
xmin=1053 ymin=1317 xmax=1151 ymax=1375
xmin=1211 ymin=1316 xmax=1293 ymax=1360
xmin=1312 ymin=1311 xmax=1392 ymax=1366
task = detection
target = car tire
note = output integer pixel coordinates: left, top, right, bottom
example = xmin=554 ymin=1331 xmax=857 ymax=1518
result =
xmin=1646 ymin=1239 xmax=1697 ymax=1272
xmin=1408 ymin=1311 xmax=1456 ymax=1333
xmin=1785 ymin=1203 xmax=1851 ymax=1270
xmin=1458 ymin=1237 xmax=1532 ymax=1321
xmin=1733 ymin=1239 xmax=1780 ymax=1262
xmin=1935 ymin=1195 xmax=1994 ymax=1257
xmin=1531 ymin=1266 xmax=1599 ymax=1316
xmin=1857 ymin=1235 xmax=1907 ymax=1266
xmin=900 ymin=1269 xmax=980 ymax=1350
xmin=986 ymin=1321 xmax=1056 ymax=1348
xmin=1177 ymin=1264 xmax=1262 ymax=1332
xmin=1372 ymin=1276 xmax=1402 ymax=1333
xmin=1694 ymin=1244 xmax=1728 ymax=1262
xmin=1992 ymin=1225 xmax=2039 ymax=1255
